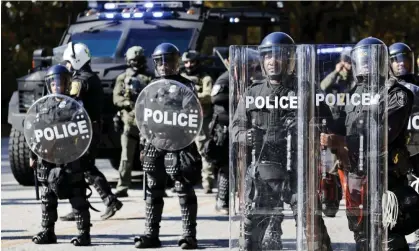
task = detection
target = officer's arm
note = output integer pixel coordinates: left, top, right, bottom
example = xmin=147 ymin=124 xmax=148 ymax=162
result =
xmin=387 ymin=88 xmax=413 ymax=144
xmin=211 ymin=74 xmax=228 ymax=106
xmin=320 ymin=71 xmax=340 ymax=92
xmin=231 ymin=92 xmax=250 ymax=144
xmin=113 ymin=74 xmax=131 ymax=108
xmin=198 ymin=75 xmax=213 ymax=104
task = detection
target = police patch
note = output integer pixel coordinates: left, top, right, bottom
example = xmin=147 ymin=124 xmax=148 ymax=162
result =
xmin=70 ymin=81 xmax=82 ymax=96
xmin=211 ymin=84 xmax=221 ymax=96
xmin=396 ymin=91 xmax=407 ymax=106
xmin=58 ymin=101 xmax=67 ymax=109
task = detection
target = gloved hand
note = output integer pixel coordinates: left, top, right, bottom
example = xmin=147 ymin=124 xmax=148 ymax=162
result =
xmin=214 ymin=126 xmax=227 ymax=146
xmin=246 ymin=127 xmax=265 ymax=147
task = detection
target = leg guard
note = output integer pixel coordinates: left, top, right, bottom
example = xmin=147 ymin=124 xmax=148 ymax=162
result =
xmin=144 ymin=172 xmax=166 ymax=238
xmin=177 ymin=180 xmax=198 ymax=238
xmin=70 ymin=194 xmax=91 ymax=246
xmin=216 ymin=169 xmax=229 ymax=209
xmin=41 ymin=185 xmax=58 ymax=229
xmin=144 ymin=198 xmax=164 ymax=238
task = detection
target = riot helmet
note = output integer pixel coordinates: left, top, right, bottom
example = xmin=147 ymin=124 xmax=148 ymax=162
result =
xmin=125 ymin=46 xmax=146 ymax=72
xmin=152 ymin=43 xmax=180 ymax=77
xmin=258 ymin=32 xmax=296 ymax=81
xmin=389 ymin=42 xmax=414 ymax=77
xmin=62 ymin=42 xmax=91 ymax=71
xmin=351 ymin=37 xmax=388 ymax=83
xmin=45 ymin=64 xmax=71 ymax=95
xmin=182 ymin=50 xmax=200 ymax=75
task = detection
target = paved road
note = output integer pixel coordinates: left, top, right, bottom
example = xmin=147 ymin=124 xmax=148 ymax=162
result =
xmin=1 ymin=138 xmax=417 ymax=250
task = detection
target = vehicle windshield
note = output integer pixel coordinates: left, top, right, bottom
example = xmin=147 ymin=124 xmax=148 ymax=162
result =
xmin=122 ymin=28 xmax=194 ymax=57
xmin=70 ymin=30 xmax=122 ymax=58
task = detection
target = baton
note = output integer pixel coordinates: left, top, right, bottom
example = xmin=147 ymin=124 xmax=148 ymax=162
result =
xmin=34 ymin=160 xmax=40 ymax=200
xmin=214 ymin=49 xmax=229 ymax=70
xmin=321 ymin=119 xmax=328 ymax=177
xmin=143 ymin=171 xmax=147 ymax=201
xmin=286 ymin=119 xmax=292 ymax=172
xmin=358 ymin=120 xmax=364 ymax=172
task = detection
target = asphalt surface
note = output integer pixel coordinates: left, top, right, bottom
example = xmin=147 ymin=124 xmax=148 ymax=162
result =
xmin=1 ymin=137 xmax=417 ymax=251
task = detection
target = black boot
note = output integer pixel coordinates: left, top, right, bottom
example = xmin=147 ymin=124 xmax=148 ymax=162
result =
xmin=179 ymin=195 xmax=198 ymax=249
xmin=101 ymin=198 xmax=123 ymax=220
xmin=387 ymin=234 xmax=410 ymax=251
xmin=32 ymin=227 xmax=57 ymax=244
xmin=178 ymin=236 xmax=198 ymax=250
xmin=134 ymin=235 xmax=162 ymax=249
xmin=60 ymin=211 xmax=76 ymax=221
xmin=134 ymin=199 xmax=164 ymax=248
xmin=71 ymin=211 xmax=91 ymax=246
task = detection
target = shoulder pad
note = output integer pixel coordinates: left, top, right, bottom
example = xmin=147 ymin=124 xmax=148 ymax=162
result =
xmin=390 ymin=83 xmax=413 ymax=107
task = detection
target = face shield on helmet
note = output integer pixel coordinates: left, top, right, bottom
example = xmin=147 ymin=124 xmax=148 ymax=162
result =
xmin=351 ymin=45 xmax=387 ymax=81
xmin=153 ymin=53 xmax=180 ymax=77
xmin=258 ymin=45 xmax=296 ymax=80
xmin=45 ymin=72 xmax=71 ymax=95
xmin=390 ymin=51 xmax=414 ymax=77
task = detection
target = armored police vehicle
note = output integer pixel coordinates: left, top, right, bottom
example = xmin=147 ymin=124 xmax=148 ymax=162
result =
xmin=8 ymin=1 xmax=289 ymax=185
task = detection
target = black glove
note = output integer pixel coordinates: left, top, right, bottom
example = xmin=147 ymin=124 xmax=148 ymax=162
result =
xmin=214 ymin=126 xmax=227 ymax=146
xmin=246 ymin=127 xmax=265 ymax=147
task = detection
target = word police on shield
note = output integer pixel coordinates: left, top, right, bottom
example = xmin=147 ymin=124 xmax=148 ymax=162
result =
xmin=23 ymin=94 xmax=93 ymax=165
xmin=135 ymin=79 xmax=203 ymax=151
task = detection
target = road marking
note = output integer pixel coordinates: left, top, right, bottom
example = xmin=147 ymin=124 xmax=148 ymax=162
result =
xmin=1 ymin=195 xmax=218 ymax=248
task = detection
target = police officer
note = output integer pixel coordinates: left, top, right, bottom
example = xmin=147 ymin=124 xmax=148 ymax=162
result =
xmin=30 ymin=65 xmax=92 ymax=246
xmin=389 ymin=42 xmax=419 ymax=250
xmin=113 ymin=46 xmax=151 ymax=197
xmin=231 ymin=32 xmax=333 ymax=251
xmin=181 ymin=50 xmax=214 ymax=194
xmin=321 ymin=37 xmax=418 ymax=251
xmin=61 ymin=42 xmax=123 ymax=220
xmin=204 ymin=68 xmax=229 ymax=214
xmin=134 ymin=43 xmax=201 ymax=249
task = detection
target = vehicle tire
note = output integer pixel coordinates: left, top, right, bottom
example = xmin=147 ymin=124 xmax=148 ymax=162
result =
xmin=9 ymin=128 xmax=34 ymax=186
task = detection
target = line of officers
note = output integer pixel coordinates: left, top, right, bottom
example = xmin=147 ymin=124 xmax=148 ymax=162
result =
xmin=228 ymin=33 xmax=419 ymax=251
xmin=29 ymin=31 xmax=419 ymax=250
xmin=30 ymin=40 xmax=229 ymax=249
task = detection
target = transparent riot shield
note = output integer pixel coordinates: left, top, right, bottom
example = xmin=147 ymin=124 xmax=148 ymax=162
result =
xmin=308 ymin=44 xmax=389 ymax=251
xmin=229 ymin=44 xmax=315 ymax=251
xmin=23 ymin=94 xmax=93 ymax=165
xmin=135 ymin=78 xmax=203 ymax=151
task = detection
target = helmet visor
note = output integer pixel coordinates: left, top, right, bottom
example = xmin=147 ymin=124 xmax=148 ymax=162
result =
xmin=351 ymin=45 xmax=387 ymax=78
xmin=258 ymin=45 xmax=296 ymax=77
xmin=390 ymin=52 xmax=414 ymax=76
xmin=153 ymin=54 xmax=179 ymax=77
xmin=45 ymin=73 xmax=70 ymax=95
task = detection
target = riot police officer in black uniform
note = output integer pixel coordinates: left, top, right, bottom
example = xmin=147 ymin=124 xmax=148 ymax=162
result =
xmin=389 ymin=42 xmax=419 ymax=249
xmin=61 ymin=42 xmax=123 ymax=221
xmin=30 ymin=65 xmax=92 ymax=246
xmin=321 ymin=37 xmax=419 ymax=251
xmin=204 ymin=69 xmax=230 ymax=214
xmin=232 ymin=32 xmax=333 ymax=251
xmin=134 ymin=43 xmax=201 ymax=249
